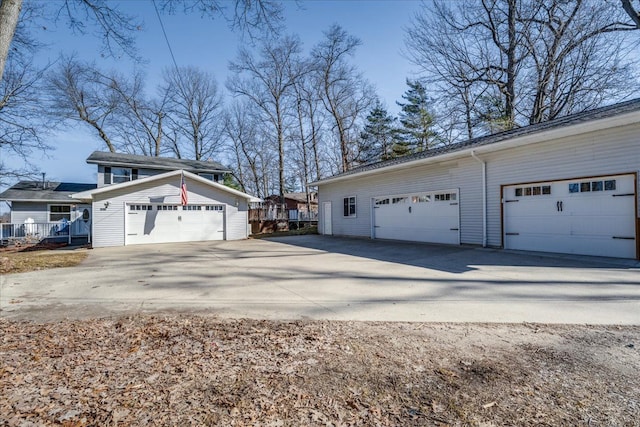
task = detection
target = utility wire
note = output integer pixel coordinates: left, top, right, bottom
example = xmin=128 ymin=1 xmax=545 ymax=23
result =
xmin=151 ymin=0 xmax=184 ymax=83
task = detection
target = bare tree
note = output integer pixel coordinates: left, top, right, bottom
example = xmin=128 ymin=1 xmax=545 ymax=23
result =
xmin=622 ymin=0 xmax=640 ymax=28
xmin=0 ymin=49 xmax=51 ymax=185
xmin=49 ymin=57 xmax=120 ymax=152
xmin=163 ymin=66 xmax=224 ymax=161
xmin=228 ymin=35 xmax=304 ymax=201
xmin=311 ymin=25 xmax=375 ymax=172
xmin=405 ymin=0 xmax=640 ymax=140
xmin=1 ymin=0 xmax=285 ymax=82
xmin=0 ymin=0 xmax=23 ymax=83
xmin=107 ymin=71 xmax=166 ymax=157
xmin=49 ymin=56 xmax=169 ymax=156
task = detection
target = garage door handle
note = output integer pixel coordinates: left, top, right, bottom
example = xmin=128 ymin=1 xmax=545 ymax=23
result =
xmin=505 ymin=232 xmax=519 ymax=236
xmin=450 ymin=228 xmax=459 ymax=231
xmin=612 ymin=193 xmax=634 ymax=197
xmin=612 ymin=236 xmax=635 ymax=240
xmin=504 ymin=199 xmax=519 ymax=203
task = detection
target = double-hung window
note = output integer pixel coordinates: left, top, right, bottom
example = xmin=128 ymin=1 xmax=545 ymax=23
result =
xmin=343 ymin=196 xmax=356 ymax=217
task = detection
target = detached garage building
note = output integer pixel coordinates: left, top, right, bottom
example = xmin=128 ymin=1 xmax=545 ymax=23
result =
xmin=313 ymin=99 xmax=640 ymax=260
xmin=71 ymin=170 xmax=261 ymax=247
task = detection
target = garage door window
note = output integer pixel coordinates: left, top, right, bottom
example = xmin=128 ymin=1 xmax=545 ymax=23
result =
xmin=515 ymin=185 xmax=551 ymax=197
xmin=157 ymin=205 xmax=178 ymax=210
xmin=130 ymin=205 xmax=152 ymax=211
xmin=375 ymin=198 xmax=389 ymax=205
xmin=343 ymin=196 xmax=356 ymax=217
xmin=434 ymin=193 xmax=456 ymax=201
xmin=569 ymin=179 xmax=616 ymax=194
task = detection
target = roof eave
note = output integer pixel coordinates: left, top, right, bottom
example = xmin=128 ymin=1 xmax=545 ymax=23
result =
xmin=312 ymin=109 xmax=640 ymax=186
xmin=86 ymin=159 xmax=230 ymax=173
xmin=71 ymin=169 xmax=261 ymax=202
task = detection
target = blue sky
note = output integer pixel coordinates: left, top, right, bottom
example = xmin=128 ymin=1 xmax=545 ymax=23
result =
xmin=20 ymin=0 xmax=423 ymax=186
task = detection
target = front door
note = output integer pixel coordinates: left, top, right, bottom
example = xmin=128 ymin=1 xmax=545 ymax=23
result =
xmin=71 ymin=204 xmax=92 ymax=236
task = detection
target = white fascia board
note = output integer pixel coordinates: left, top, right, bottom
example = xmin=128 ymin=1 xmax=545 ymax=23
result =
xmin=313 ymin=110 xmax=640 ymax=186
xmin=71 ymin=169 xmax=262 ymax=202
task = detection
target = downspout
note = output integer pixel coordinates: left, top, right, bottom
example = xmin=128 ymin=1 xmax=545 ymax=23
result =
xmin=471 ymin=150 xmax=488 ymax=247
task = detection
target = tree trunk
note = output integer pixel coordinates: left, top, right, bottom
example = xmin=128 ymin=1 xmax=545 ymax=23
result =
xmin=0 ymin=0 xmax=22 ymax=82
xmin=505 ymin=0 xmax=516 ymax=129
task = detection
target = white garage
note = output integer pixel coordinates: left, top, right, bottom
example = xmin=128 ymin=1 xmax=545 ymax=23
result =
xmin=71 ymin=170 xmax=261 ymax=247
xmin=373 ymin=189 xmax=460 ymax=245
xmin=503 ymin=174 xmax=637 ymax=259
xmin=126 ymin=204 xmax=225 ymax=245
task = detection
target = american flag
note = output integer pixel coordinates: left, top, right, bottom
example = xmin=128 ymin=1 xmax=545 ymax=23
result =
xmin=180 ymin=171 xmax=188 ymax=206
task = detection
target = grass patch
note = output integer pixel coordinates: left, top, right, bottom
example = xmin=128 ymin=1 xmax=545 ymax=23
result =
xmin=0 ymin=250 xmax=88 ymax=274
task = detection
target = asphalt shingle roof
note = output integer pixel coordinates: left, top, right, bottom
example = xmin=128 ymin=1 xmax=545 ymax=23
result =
xmin=318 ymin=98 xmax=640 ymax=183
xmin=0 ymin=181 xmax=97 ymax=202
xmin=86 ymin=151 xmax=230 ymax=173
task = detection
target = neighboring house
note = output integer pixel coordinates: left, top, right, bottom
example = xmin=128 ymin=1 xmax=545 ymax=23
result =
xmin=312 ymin=99 xmax=640 ymax=260
xmin=0 ymin=151 xmax=261 ymax=247
xmin=264 ymin=192 xmax=319 ymax=220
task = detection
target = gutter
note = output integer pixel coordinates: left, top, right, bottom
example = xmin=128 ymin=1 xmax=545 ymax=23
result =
xmin=471 ymin=150 xmax=488 ymax=248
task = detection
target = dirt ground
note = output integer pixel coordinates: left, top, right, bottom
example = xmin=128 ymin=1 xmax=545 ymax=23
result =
xmin=1 ymin=314 xmax=638 ymax=426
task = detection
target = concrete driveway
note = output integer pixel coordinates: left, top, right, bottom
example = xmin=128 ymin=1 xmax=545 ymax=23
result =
xmin=1 ymin=235 xmax=639 ymax=324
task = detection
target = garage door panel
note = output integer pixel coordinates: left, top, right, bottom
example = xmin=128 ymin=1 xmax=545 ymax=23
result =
xmin=374 ymin=190 xmax=459 ymax=245
xmin=126 ymin=204 xmax=225 ymax=245
xmin=504 ymin=174 xmax=636 ymax=259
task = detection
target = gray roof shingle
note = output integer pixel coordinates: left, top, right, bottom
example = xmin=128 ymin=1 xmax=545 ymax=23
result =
xmin=86 ymin=151 xmax=230 ymax=173
xmin=0 ymin=181 xmax=97 ymax=202
xmin=317 ymin=98 xmax=640 ymax=183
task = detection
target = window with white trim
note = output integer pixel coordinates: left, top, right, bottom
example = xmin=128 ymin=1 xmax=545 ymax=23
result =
xmin=343 ymin=196 xmax=356 ymax=217
xmin=105 ymin=167 xmax=138 ymax=184
xmin=49 ymin=205 xmax=71 ymax=222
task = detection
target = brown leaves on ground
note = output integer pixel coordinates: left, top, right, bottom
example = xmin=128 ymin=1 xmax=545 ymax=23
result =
xmin=0 ymin=249 xmax=87 ymax=275
xmin=0 ymin=315 xmax=638 ymax=426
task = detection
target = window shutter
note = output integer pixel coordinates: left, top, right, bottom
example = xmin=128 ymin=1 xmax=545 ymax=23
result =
xmin=104 ymin=167 xmax=111 ymax=184
xmin=132 ymin=169 xmax=138 ymax=180
xmin=343 ymin=198 xmax=349 ymax=217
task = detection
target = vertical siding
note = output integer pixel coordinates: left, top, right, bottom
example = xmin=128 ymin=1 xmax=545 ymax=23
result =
xmin=318 ymin=121 xmax=640 ymax=249
xmin=92 ymin=176 xmax=250 ymax=247
xmin=319 ymin=157 xmax=484 ymax=245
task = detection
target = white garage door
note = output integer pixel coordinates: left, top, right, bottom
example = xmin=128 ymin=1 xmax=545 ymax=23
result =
xmin=126 ymin=204 xmax=225 ymax=245
xmin=373 ymin=190 xmax=460 ymax=245
xmin=503 ymin=174 xmax=637 ymax=259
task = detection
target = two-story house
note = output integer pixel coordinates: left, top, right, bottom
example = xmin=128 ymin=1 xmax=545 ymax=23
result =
xmin=0 ymin=151 xmax=260 ymax=247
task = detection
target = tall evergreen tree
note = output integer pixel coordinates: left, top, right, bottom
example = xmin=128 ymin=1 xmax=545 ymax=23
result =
xmin=358 ymin=102 xmax=399 ymax=163
xmin=396 ymin=79 xmax=438 ymax=152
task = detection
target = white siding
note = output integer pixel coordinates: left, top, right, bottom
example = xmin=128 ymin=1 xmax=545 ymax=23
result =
xmin=482 ymin=123 xmax=640 ymax=247
xmin=318 ymin=121 xmax=640 ymax=249
xmin=91 ymin=175 xmax=249 ymax=247
xmin=319 ymin=157 xmax=484 ymax=245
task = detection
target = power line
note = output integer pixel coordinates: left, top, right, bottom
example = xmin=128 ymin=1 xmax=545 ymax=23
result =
xmin=151 ymin=0 xmax=182 ymax=75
